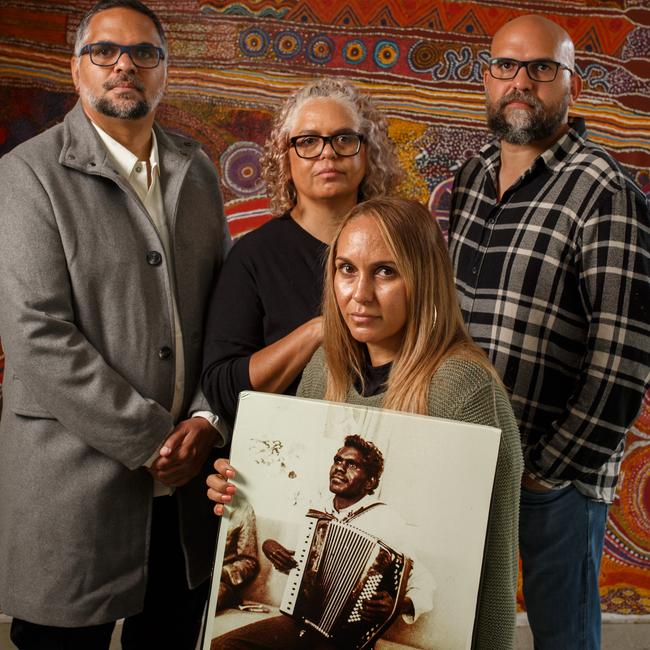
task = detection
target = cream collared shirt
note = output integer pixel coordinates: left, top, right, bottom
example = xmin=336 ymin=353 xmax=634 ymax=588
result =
xmin=92 ymin=122 xmax=217 ymax=493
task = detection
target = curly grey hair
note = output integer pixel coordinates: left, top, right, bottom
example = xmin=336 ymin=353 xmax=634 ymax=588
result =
xmin=262 ymin=78 xmax=403 ymax=215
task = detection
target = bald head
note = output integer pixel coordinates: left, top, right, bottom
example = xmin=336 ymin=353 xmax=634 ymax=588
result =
xmin=491 ymin=15 xmax=575 ymax=70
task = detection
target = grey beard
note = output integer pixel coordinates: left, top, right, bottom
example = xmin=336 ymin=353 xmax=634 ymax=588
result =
xmin=94 ymin=95 xmax=150 ymax=120
xmin=486 ymin=91 xmax=569 ymax=145
xmin=84 ymin=73 xmax=164 ymax=121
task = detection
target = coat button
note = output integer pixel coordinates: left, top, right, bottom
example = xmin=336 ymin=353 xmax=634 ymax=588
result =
xmin=158 ymin=346 xmax=172 ymax=360
xmin=147 ymin=251 xmax=162 ymax=266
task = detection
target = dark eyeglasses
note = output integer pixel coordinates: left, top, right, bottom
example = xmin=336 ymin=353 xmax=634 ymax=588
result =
xmin=289 ymin=133 xmax=364 ymax=159
xmin=78 ymin=42 xmax=165 ymax=69
xmin=488 ymin=58 xmax=573 ymax=82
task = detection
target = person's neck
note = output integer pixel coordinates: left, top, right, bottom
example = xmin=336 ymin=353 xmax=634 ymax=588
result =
xmin=333 ymin=493 xmax=365 ymax=511
xmin=497 ymin=123 xmax=569 ymax=199
xmin=291 ymin=194 xmax=358 ymax=244
xmin=84 ymin=105 xmax=155 ymax=160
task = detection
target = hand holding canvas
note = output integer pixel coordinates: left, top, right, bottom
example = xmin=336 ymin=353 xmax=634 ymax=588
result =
xmin=207 ymin=458 xmax=237 ymax=515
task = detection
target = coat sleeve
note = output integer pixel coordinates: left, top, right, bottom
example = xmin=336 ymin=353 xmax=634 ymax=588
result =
xmin=0 ymin=154 xmax=173 ymax=469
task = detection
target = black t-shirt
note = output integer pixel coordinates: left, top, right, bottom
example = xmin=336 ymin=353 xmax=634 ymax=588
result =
xmin=201 ymin=214 xmax=328 ymax=428
xmin=353 ymin=355 xmax=391 ymax=397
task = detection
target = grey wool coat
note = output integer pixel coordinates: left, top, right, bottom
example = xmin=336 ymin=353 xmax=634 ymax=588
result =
xmin=0 ymin=102 xmax=229 ymax=626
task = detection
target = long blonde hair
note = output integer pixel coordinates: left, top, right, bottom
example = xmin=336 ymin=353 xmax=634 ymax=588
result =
xmin=323 ymin=197 xmax=491 ymax=415
xmin=262 ymin=78 xmax=403 ymax=215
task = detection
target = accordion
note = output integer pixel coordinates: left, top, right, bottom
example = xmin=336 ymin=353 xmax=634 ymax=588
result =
xmin=280 ymin=510 xmax=412 ymax=649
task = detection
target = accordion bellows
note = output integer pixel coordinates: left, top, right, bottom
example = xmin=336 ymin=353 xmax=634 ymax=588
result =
xmin=281 ymin=510 xmax=412 ymax=649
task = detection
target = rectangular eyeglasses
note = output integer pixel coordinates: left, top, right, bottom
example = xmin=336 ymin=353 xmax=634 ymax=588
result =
xmin=78 ymin=42 xmax=165 ymax=69
xmin=488 ymin=58 xmax=573 ymax=82
xmin=290 ymin=133 xmax=364 ymax=159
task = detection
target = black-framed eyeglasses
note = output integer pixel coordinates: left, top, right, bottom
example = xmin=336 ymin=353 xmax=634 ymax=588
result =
xmin=78 ymin=42 xmax=165 ymax=69
xmin=488 ymin=57 xmax=573 ymax=82
xmin=289 ymin=133 xmax=364 ymax=159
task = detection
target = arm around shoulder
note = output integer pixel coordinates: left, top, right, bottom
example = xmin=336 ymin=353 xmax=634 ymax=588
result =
xmin=248 ymin=315 xmax=323 ymax=394
xmin=201 ymin=237 xmax=263 ymax=425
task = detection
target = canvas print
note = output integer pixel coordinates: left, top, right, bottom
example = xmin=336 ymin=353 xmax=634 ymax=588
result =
xmin=201 ymin=391 xmax=501 ymax=650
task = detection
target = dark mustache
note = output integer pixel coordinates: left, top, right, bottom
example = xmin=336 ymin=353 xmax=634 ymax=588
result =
xmin=103 ymin=75 xmax=144 ymax=92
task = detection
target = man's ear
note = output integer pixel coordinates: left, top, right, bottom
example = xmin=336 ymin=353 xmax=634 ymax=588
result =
xmin=365 ymin=476 xmax=377 ymax=494
xmin=70 ymin=55 xmax=80 ymax=93
xmin=569 ymin=71 xmax=582 ymax=106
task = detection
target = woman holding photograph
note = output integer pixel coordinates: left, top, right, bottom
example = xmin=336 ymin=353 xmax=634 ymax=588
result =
xmin=209 ymin=197 xmax=523 ymax=649
xmin=201 ymin=78 xmax=401 ymax=433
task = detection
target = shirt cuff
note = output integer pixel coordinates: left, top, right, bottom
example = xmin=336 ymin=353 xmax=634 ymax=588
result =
xmin=192 ymin=411 xmax=229 ymax=447
xmin=191 ymin=410 xmax=220 ymax=431
xmin=402 ymin=589 xmax=432 ymax=624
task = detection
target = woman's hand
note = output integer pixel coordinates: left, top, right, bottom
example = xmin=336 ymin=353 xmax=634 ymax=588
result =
xmin=206 ymin=458 xmax=237 ymax=516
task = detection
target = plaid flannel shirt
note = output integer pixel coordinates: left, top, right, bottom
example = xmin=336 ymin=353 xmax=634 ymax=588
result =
xmin=448 ymin=118 xmax=650 ymax=503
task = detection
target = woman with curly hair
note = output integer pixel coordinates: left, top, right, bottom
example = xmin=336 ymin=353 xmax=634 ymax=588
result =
xmin=201 ymin=78 xmax=402 ymax=433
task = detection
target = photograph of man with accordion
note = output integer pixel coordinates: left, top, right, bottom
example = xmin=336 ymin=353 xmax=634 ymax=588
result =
xmin=212 ymin=433 xmax=435 ymax=649
xmin=201 ymin=392 xmax=501 ymax=650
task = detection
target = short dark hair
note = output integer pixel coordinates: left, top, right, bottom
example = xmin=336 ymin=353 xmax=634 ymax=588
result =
xmin=344 ymin=434 xmax=384 ymax=494
xmin=74 ymin=0 xmax=167 ymax=55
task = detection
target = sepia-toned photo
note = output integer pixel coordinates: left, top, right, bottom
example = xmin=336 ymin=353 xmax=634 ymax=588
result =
xmin=201 ymin=391 xmax=502 ymax=650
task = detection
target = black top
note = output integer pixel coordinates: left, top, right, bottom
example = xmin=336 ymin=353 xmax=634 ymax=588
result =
xmin=202 ymin=214 xmax=328 ymax=429
xmin=353 ymin=355 xmax=391 ymax=397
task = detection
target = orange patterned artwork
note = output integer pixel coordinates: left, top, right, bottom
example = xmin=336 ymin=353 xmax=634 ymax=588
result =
xmin=1 ymin=0 xmax=648 ymax=617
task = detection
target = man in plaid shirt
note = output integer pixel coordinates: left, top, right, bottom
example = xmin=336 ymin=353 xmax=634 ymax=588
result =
xmin=448 ymin=15 xmax=650 ymax=650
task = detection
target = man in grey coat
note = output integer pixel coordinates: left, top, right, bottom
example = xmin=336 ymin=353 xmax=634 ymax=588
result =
xmin=0 ymin=1 xmax=229 ymax=648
